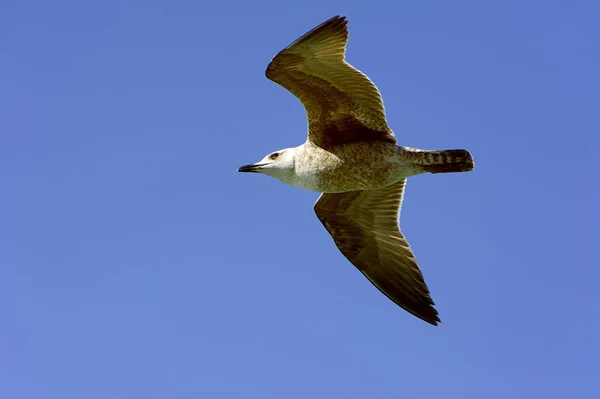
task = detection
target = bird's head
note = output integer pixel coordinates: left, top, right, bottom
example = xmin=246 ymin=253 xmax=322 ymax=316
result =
xmin=238 ymin=148 xmax=296 ymax=183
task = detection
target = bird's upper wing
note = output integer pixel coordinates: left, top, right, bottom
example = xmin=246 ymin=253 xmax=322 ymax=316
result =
xmin=314 ymin=180 xmax=440 ymax=325
xmin=266 ymin=15 xmax=396 ymax=150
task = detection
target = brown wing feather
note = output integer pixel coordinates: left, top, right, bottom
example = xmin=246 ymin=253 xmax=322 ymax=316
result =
xmin=266 ymin=15 xmax=396 ymax=149
xmin=314 ymin=180 xmax=440 ymax=325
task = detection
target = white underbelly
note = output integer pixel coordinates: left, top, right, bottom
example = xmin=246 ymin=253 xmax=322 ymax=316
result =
xmin=289 ymin=170 xmax=322 ymax=192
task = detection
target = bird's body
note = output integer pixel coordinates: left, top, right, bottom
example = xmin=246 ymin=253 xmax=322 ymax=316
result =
xmin=238 ymin=15 xmax=474 ymax=326
xmin=275 ymin=142 xmax=419 ymax=193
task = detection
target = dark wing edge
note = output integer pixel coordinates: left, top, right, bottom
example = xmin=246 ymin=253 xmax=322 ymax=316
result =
xmin=280 ymin=15 xmax=349 ymax=57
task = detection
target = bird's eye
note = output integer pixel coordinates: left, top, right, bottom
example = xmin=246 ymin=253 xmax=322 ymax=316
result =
xmin=269 ymin=152 xmax=280 ymax=160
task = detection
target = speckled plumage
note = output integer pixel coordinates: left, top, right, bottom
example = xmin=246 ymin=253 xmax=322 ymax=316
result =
xmin=238 ymin=15 xmax=475 ymax=326
xmin=291 ymin=141 xmax=421 ymax=193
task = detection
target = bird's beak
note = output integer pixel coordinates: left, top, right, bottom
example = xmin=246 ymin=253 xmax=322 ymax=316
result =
xmin=238 ymin=163 xmax=265 ymax=173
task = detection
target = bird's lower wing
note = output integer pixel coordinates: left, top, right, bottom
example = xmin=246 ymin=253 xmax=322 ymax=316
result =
xmin=314 ymin=180 xmax=440 ymax=325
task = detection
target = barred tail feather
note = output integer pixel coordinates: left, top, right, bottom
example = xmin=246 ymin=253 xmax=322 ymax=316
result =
xmin=403 ymin=148 xmax=475 ymax=174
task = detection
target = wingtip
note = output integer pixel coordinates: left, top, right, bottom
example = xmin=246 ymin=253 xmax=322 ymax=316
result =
xmin=405 ymin=295 xmax=441 ymax=326
xmin=418 ymin=307 xmax=441 ymax=326
xmin=327 ymin=14 xmax=348 ymax=27
xmin=305 ymin=14 xmax=348 ymax=37
xmin=266 ymin=14 xmax=350 ymax=76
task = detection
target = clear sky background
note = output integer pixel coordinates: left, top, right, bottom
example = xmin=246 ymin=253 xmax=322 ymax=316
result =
xmin=2 ymin=0 xmax=599 ymax=398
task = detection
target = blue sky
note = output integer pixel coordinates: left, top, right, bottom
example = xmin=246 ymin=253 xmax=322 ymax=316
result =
xmin=2 ymin=0 xmax=599 ymax=397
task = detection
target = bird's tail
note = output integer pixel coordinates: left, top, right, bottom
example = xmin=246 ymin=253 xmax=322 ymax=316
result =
xmin=402 ymin=147 xmax=475 ymax=174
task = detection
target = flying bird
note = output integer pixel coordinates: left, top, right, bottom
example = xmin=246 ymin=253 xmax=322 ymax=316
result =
xmin=238 ymin=15 xmax=474 ymax=325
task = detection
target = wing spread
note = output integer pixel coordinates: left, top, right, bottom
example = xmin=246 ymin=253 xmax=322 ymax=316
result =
xmin=314 ymin=180 xmax=440 ymax=325
xmin=266 ymin=15 xmax=396 ymax=149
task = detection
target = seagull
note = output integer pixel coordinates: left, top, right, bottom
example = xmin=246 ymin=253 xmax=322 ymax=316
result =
xmin=238 ymin=15 xmax=474 ymax=325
